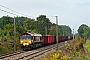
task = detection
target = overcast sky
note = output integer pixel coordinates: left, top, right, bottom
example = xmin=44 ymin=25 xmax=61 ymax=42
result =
xmin=0 ymin=0 xmax=90 ymax=32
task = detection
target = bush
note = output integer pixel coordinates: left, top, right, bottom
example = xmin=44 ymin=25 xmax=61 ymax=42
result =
xmin=0 ymin=46 xmax=13 ymax=55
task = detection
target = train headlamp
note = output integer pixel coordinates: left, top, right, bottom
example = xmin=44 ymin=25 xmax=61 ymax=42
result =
xmin=23 ymin=43 xmax=29 ymax=46
xmin=29 ymin=40 xmax=32 ymax=44
xmin=20 ymin=41 xmax=23 ymax=44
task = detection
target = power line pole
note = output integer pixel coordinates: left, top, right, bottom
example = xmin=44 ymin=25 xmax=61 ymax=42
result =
xmin=73 ymin=29 xmax=74 ymax=40
xmin=45 ymin=27 xmax=47 ymax=36
xmin=63 ymin=29 xmax=64 ymax=36
xmin=14 ymin=16 xmax=16 ymax=51
xmin=55 ymin=16 xmax=58 ymax=52
xmin=68 ymin=25 xmax=69 ymax=36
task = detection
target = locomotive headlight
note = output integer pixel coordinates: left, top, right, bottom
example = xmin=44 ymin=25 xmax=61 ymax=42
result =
xmin=20 ymin=41 xmax=23 ymax=44
xmin=23 ymin=43 xmax=29 ymax=46
xmin=29 ymin=40 xmax=32 ymax=44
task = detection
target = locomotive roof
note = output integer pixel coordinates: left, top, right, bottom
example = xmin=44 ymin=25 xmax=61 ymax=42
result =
xmin=21 ymin=32 xmax=42 ymax=36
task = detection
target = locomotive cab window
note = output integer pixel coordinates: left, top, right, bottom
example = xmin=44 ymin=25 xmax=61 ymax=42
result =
xmin=26 ymin=35 xmax=31 ymax=39
xmin=20 ymin=36 xmax=25 ymax=40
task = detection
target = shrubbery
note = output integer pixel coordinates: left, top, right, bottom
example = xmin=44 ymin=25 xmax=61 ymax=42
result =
xmin=41 ymin=37 xmax=90 ymax=60
xmin=0 ymin=46 xmax=13 ymax=55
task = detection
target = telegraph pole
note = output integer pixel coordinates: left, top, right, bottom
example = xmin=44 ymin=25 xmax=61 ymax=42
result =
xmin=63 ymin=29 xmax=64 ymax=36
xmin=73 ymin=29 xmax=74 ymax=40
xmin=55 ymin=16 xmax=58 ymax=52
xmin=14 ymin=16 xmax=16 ymax=51
xmin=45 ymin=27 xmax=47 ymax=36
xmin=68 ymin=25 xmax=69 ymax=36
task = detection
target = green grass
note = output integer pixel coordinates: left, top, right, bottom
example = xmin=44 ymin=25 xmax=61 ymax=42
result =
xmin=82 ymin=56 xmax=88 ymax=60
xmin=86 ymin=40 xmax=90 ymax=52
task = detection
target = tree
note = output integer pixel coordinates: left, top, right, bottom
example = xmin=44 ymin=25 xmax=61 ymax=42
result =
xmin=15 ymin=16 xmax=27 ymax=26
xmin=0 ymin=16 xmax=13 ymax=29
xmin=83 ymin=26 xmax=90 ymax=38
xmin=37 ymin=15 xmax=52 ymax=35
xmin=48 ymin=25 xmax=56 ymax=35
xmin=78 ymin=24 xmax=90 ymax=38
xmin=58 ymin=25 xmax=72 ymax=36
xmin=23 ymin=18 xmax=38 ymax=33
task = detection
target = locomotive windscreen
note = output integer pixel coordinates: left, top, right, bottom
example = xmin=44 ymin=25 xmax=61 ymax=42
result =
xmin=20 ymin=35 xmax=31 ymax=40
xmin=20 ymin=36 xmax=25 ymax=39
xmin=26 ymin=35 xmax=31 ymax=39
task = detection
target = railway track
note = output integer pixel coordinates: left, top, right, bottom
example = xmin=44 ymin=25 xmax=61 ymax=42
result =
xmin=0 ymin=40 xmax=72 ymax=60
xmin=0 ymin=50 xmax=25 ymax=59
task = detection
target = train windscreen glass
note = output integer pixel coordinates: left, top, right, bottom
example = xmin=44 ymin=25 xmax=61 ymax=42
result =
xmin=26 ymin=35 xmax=31 ymax=39
xmin=20 ymin=36 xmax=25 ymax=39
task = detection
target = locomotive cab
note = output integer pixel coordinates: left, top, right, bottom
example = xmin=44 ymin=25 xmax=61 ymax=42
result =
xmin=20 ymin=35 xmax=32 ymax=46
xmin=20 ymin=32 xmax=42 ymax=50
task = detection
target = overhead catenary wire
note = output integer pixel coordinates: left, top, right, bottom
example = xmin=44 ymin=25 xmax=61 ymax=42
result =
xmin=0 ymin=5 xmax=58 ymax=19
xmin=0 ymin=5 xmax=32 ymax=17
xmin=0 ymin=9 xmax=18 ymax=16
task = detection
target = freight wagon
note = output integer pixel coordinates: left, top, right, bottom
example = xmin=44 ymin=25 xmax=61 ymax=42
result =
xmin=42 ymin=36 xmax=55 ymax=45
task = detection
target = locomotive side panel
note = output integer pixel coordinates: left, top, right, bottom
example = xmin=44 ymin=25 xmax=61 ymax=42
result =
xmin=33 ymin=36 xmax=42 ymax=43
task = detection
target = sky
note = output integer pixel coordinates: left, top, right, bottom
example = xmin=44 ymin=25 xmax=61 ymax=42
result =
xmin=0 ymin=0 xmax=90 ymax=32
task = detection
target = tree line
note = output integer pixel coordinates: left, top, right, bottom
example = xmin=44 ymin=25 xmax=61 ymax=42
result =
xmin=0 ymin=15 xmax=72 ymax=54
xmin=0 ymin=15 xmax=72 ymax=40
